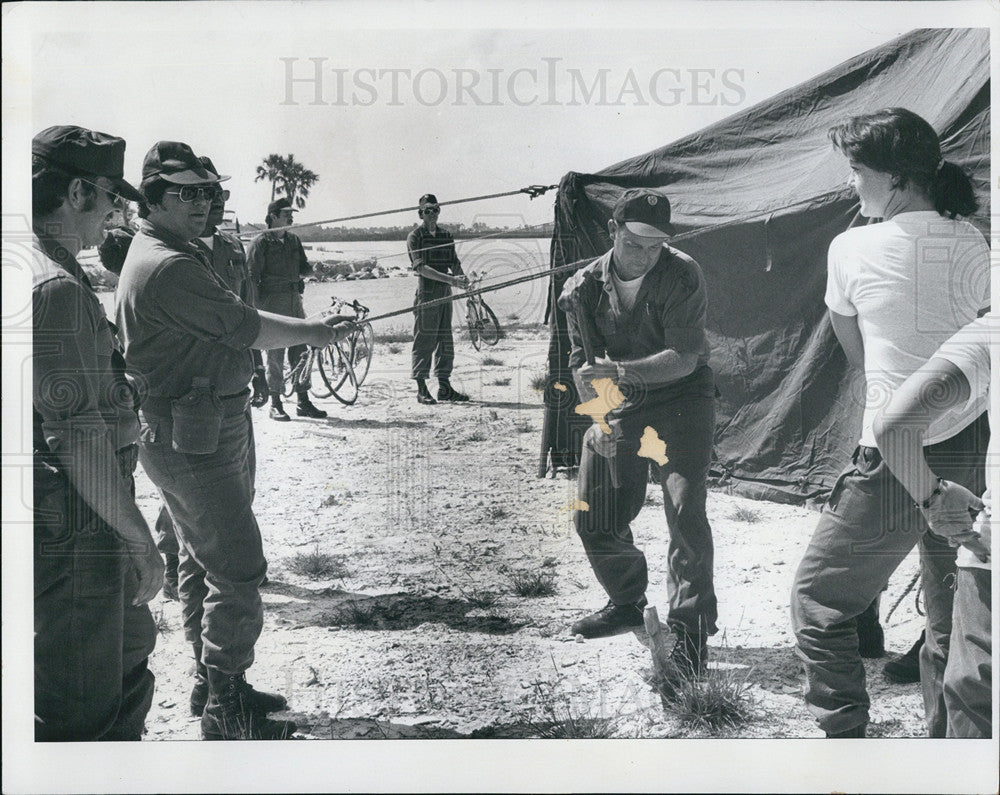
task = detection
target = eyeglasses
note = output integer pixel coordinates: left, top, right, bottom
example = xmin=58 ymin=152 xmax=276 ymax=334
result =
xmin=77 ymin=176 xmax=126 ymax=209
xmin=421 ymin=206 xmax=440 ymax=215
xmin=166 ymin=186 xmax=230 ymax=203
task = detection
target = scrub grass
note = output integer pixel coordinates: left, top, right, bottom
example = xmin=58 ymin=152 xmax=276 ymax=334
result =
xmin=509 ymin=571 xmax=557 ymax=598
xmin=729 ymin=506 xmax=761 ymax=524
xmin=658 ymin=666 xmax=756 ymax=733
xmin=287 ymin=548 xmax=349 ymax=580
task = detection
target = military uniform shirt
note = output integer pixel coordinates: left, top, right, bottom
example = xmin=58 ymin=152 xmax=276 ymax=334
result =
xmin=115 ymin=221 xmax=261 ymax=401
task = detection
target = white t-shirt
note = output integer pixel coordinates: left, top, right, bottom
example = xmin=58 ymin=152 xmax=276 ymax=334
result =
xmin=610 ymin=267 xmax=645 ymax=313
xmin=825 ymin=211 xmax=990 ymax=446
xmin=933 ymin=315 xmax=996 ymax=570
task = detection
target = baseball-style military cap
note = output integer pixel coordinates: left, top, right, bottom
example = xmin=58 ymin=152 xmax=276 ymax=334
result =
xmin=612 ymin=188 xmax=674 ymax=237
xmin=418 ymin=193 xmax=440 ymax=208
xmin=267 ymin=197 xmax=297 ymax=216
xmin=32 ymin=125 xmax=145 ymax=202
xmin=141 ymin=141 xmax=226 ymax=185
xmin=198 ymin=155 xmax=231 ymax=183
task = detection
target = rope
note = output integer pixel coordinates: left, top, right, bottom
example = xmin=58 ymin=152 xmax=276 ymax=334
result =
xmin=357 ymin=257 xmax=577 ymax=324
xmin=244 ymin=184 xmax=559 ymax=237
xmin=884 ymin=570 xmax=922 ymax=623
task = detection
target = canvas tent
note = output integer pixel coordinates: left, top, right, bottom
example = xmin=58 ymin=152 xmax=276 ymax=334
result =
xmin=539 ymin=28 xmax=990 ymax=505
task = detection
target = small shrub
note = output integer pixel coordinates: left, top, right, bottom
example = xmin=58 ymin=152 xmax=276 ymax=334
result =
xmin=509 ymin=571 xmax=557 ymax=598
xmin=287 ymin=548 xmax=349 ymax=580
xmin=323 ymin=601 xmax=379 ymax=628
xmin=481 ymin=356 xmax=504 ymax=366
xmin=729 ymin=506 xmax=761 ymax=524
xmin=486 ymin=505 xmax=508 ymax=520
xmin=467 ymin=589 xmax=500 ymax=609
xmin=490 ymin=377 xmax=512 ymax=386
xmin=659 ymin=666 xmax=755 ymax=733
xmin=529 ymin=372 xmax=547 ymax=391
xmin=466 ymin=428 xmax=488 ymax=442
xmin=376 ymin=327 xmax=411 ymax=344
xmin=387 ymin=343 xmax=403 ymax=355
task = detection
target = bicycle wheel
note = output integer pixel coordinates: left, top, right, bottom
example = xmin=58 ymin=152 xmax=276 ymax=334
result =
xmin=467 ymin=303 xmax=483 ymax=351
xmin=309 ymin=347 xmax=335 ymax=399
xmin=350 ymin=323 xmax=375 ymax=386
xmin=331 ymin=342 xmax=359 ymax=405
xmin=282 ymin=361 xmax=295 ymax=397
xmin=477 ymin=301 xmax=501 ymax=346
xmin=316 ymin=343 xmax=350 ymax=395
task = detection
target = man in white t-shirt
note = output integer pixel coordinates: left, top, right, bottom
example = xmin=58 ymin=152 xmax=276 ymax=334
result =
xmin=790 ymin=110 xmax=990 ymax=738
xmin=874 ymin=315 xmax=994 ymax=738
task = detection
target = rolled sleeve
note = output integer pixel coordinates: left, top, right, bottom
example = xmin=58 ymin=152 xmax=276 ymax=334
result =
xmin=659 ymin=262 xmax=709 ymax=356
xmin=33 ymin=278 xmax=112 ymax=453
xmin=406 ymin=230 xmax=425 ymax=271
xmin=150 ymin=257 xmax=261 ymax=349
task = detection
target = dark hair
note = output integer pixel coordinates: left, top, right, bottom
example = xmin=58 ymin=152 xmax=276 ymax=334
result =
xmin=32 ymin=154 xmax=98 ymax=217
xmin=137 ymin=176 xmax=170 ymax=218
xmin=829 ymin=108 xmax=978 ymax=219
xmin=265 ymin=212 xmax=278 ymax=229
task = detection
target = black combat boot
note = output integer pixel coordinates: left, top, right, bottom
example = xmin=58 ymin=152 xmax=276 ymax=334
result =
xmin=201 ymin=671 xmax=296 ymax=740
xmin=269 ymin=395 xmax=290 ymax=422
xmin=416 ymin=378 xmax=437 ymax=405
xmin=570 ymin=597 xmax=647 ymax=639
xmin=191 ymin=657 xmax=289 ymax=718
xmin=295 ymin=391 xmax=327 ymax=419
xmin=437 ymin=380 xmax=469 ymax=402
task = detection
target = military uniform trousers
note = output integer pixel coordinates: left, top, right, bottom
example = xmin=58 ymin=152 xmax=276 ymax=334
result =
xmin=791 ymin=413 xmax=988 ymax=737
xmin=411 ymin=291 xmax=455 ymax=381
xmin=34 ymin=460 xmax=156 ymax=741
xmin=137 ymin=401 xmax=267 ymax=676
xmin=574 ymin=366 xmax=719 ymax=636
xmin=259 ymin=290 xmax=308 ymax=395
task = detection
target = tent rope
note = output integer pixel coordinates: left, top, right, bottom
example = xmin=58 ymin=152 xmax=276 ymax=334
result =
xmin=245 ymin=183 xmax=559 ymax=237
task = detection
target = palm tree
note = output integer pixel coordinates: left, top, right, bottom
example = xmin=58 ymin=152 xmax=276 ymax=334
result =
xmin=254 ymin=153 xmax=286 ymax=202
xmin=276 ymin=155 xmax=319 ymax=209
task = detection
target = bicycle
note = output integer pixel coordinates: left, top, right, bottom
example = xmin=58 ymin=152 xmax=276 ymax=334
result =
xmin=464 ymin=273 xmax=501 ymax=350
xmin=282 ymin=299 xmax=374 ymax=406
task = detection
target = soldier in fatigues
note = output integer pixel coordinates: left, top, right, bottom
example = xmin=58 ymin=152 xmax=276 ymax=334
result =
xmin=117 ymin=141 xmax=354 ymax=740
xmin=407 ymin=193 xmax=470 ymax=404
xmin=32 ymin=125 xmax=163 ymax=741
xmin=246 ymin=197 xmax=327 ymax=420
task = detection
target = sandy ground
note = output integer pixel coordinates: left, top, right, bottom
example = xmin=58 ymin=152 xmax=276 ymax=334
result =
xmin=136 ymin=324 xmax=929 ymax=741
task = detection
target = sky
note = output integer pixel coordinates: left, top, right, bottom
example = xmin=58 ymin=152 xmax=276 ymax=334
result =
xmin=16 ymin=2 xmax=937 ymax=231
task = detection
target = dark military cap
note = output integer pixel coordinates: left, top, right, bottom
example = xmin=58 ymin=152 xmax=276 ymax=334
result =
xmin=141 ymin=141 xmax=226 ymax=185
xmin=198 ymin=155 xmax=231 ymax=183
xmin=32 ymin=125 xmax=144 ymax=202
xmin=267 ymin=197 xmax=296 ymax=216
xmin=612 ymin=188 xmax=674 ymax=237
xmin=418 ymin=193 xmax=439 ymax=208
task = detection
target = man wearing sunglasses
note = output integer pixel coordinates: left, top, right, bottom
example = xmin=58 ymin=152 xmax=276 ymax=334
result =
xmin=246 ymin=196 xmax=326 ymax=421
xmin=116 ymin=140 xmax=354 ymax=740
xmin=407 ymin=193 xmax=470 ymax=404
xmin=31 ymin=125 xmax=163 ymax=740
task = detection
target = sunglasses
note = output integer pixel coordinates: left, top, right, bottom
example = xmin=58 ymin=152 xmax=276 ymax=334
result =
xmin=421 ymin=206 xmax=440 ymax=215
xmin=78 ymin=176 xmax=126 ymax=208
xmin=166 ymin=186 xmax=230 ymax=203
